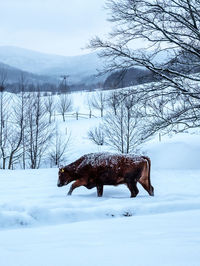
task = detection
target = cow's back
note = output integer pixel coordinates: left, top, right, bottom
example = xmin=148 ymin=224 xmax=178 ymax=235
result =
xmin=75 ymin=152 xmax=147 ymax=185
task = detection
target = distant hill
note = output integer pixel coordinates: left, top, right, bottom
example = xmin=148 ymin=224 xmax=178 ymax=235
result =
xmin=103 ymin=67 xmax=159 ymax=89
xmin=0 ymin=61 xmax=58 ymax=88
xmin=2 ymin=46 xmax=192 ymax=92
xmin=103 ymin=49 xmax=200 ymax=90
xmin=0 ymin=46 xmax=105 ymax=85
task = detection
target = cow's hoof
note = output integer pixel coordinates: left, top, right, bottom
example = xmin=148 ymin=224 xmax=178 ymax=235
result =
xmin=130 ymin=194 xmax=137 ymax=198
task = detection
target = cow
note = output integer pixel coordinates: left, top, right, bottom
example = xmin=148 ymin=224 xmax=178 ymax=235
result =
xmin=57 ymin=152 xmax=154 ymax=198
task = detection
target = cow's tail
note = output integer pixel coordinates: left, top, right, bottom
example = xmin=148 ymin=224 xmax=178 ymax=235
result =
xmin=142 ymin=156 xmax=151 ymax=185
xmin=142 ymin=156 xmax=154 ymax=196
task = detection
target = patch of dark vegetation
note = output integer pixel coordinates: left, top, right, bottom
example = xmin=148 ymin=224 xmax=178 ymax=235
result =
xmin=106 ymin=211 xmax=133 ymax=218
xmin=122 ymin=211 xmax=133 ymax=217
xmin=106 ymin=213 xmax=115 ymax=217
xmin=103 ymin=67 xmax=160 ymax=90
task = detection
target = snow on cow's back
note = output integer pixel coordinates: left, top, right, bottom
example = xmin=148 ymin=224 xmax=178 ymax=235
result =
xmin=77 ymin=152 xmax=146 ymax=169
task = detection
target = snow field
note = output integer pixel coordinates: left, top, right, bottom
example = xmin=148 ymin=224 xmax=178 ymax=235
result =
xmin=0 ymin=167 xmax=200 ymax=229
xmin=0 ymin=210 xmax=199 ymax=266
xmin=0 ymin=89 xmax=200 ymax=265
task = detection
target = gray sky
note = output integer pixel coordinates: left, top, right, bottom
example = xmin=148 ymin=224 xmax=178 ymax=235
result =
xmin=0 ymin=0 xmax=110 ymax=56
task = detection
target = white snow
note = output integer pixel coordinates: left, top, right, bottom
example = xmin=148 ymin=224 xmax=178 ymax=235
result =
xmin=1 ymin=166 xmax=200 ymax=266
xmin=0 ymin=90 xmax=200 ymax=266
xmin=0 ymin=210 xmax=200 ymax=266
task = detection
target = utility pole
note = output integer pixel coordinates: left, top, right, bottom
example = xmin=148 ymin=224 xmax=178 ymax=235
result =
xmin=60 ymin=75 xmax=70 ymax=94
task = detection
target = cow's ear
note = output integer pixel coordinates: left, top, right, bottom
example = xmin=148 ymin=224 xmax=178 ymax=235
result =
xmin=61 ymin=168 xmax=65 ymax=173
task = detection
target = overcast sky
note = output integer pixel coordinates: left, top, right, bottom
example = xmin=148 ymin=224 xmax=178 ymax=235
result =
xmin=0 ymin=0 xmax=110 ymax=56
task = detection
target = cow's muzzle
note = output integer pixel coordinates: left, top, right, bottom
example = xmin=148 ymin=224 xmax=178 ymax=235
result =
xmin=57 ymin=181 xmax=63 ymax=187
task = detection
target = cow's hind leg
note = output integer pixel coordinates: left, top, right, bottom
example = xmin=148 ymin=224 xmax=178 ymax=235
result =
xmin=139 ymin=158 xmax=154 ymax=196
xmin=138 ymin=180 xmax=154 ymax=196
xmin=67 ymin=179 xmax=86 ymax=196
xmin=127 ymin=182 xmax=139 ymax=198
xmin=96 ymin=184 xmax=103 ymax=197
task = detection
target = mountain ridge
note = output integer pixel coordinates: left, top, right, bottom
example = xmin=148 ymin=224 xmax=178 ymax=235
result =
xmin=0 ymin=46 xmax=104 ymax=84
xmin=0 ymin=59 xmax=58 ymax=86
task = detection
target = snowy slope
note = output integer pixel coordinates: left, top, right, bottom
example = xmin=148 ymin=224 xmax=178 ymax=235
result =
xmin=0 ymin=90 xmax=200 ymax=266
xmin=0 ymin=157 xmax=200 ymax=266
xmin=0 ymin=210 xmax=199 ymax=266
xmin=0 ymin=166 xmax=200 ymax=228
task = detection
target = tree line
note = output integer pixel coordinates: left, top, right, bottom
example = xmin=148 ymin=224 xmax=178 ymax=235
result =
xmin=0 ymin=76 xmax=72 ymax=169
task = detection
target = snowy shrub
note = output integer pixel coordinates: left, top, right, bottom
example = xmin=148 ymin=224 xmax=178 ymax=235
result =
xmin=88 ymin=125 xmax=105 ymax=146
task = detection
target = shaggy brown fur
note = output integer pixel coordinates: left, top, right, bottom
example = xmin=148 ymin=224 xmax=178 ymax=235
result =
xmin=57 ymin=153 xmax=154 ymax=197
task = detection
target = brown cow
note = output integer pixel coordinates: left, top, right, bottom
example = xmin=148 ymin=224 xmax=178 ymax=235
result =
xmin=57 ymin=152 xmax=154 ymax=198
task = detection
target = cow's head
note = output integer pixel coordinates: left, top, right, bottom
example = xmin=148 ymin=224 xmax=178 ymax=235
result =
xmin=57 ymin=167 xmax=72 ymax=187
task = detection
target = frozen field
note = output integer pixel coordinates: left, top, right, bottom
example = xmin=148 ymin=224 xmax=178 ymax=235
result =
xmin=0 ymin=137 xmax=200 ymax=266
xmin=0 ymin=90 xmax=200 ymax=266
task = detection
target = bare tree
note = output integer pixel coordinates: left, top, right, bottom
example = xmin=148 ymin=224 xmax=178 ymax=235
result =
xmin=57 ymin=94 xmax=73 ymax=122
xmin=0 ymin=73 xmax=31 ymax=169
xmin=0 ymin=91 xmax=26 ymax=169
xmin=26 ymin=90 xmax=52 ymax=169
xmin=0 ymin=70 xmax=9 ymax=169
xmin=88 ymin=91 xmax=106 ymax=117
xmin=48 ymin=126 xmax=71 ymax=167
xmin=89 ymin=0 xmax=200 ymax=134
xmin=104 ymin=95 xmax=143 ymax=153
xmin=44 ymin=93 xmax=55 ymax=123
xmin=7 ymin=79 xmax=28 ymax=169
xmin=106 ymin=90 xmax=121 ymax=115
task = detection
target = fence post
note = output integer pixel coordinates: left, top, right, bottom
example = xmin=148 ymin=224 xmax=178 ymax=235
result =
xmin=159 ymin=133 xmax=161 ymax=142
xmin=89 ymin=110 xmax=92 ymax=118
xmin=76 ymin=112 xmax=78 ymax=120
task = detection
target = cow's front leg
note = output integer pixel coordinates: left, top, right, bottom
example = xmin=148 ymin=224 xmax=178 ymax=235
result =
xmin=67 ymin=179 xmax=86 ymax=196
xmin=127 ymin=182 xmax=139 ymax=198
xmin=96 ymin=184 xmax=103 ymax=197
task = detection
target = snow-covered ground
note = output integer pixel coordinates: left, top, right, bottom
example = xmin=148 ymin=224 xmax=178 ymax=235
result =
xmin=0 ymin=90 xmax=200 ymax=266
